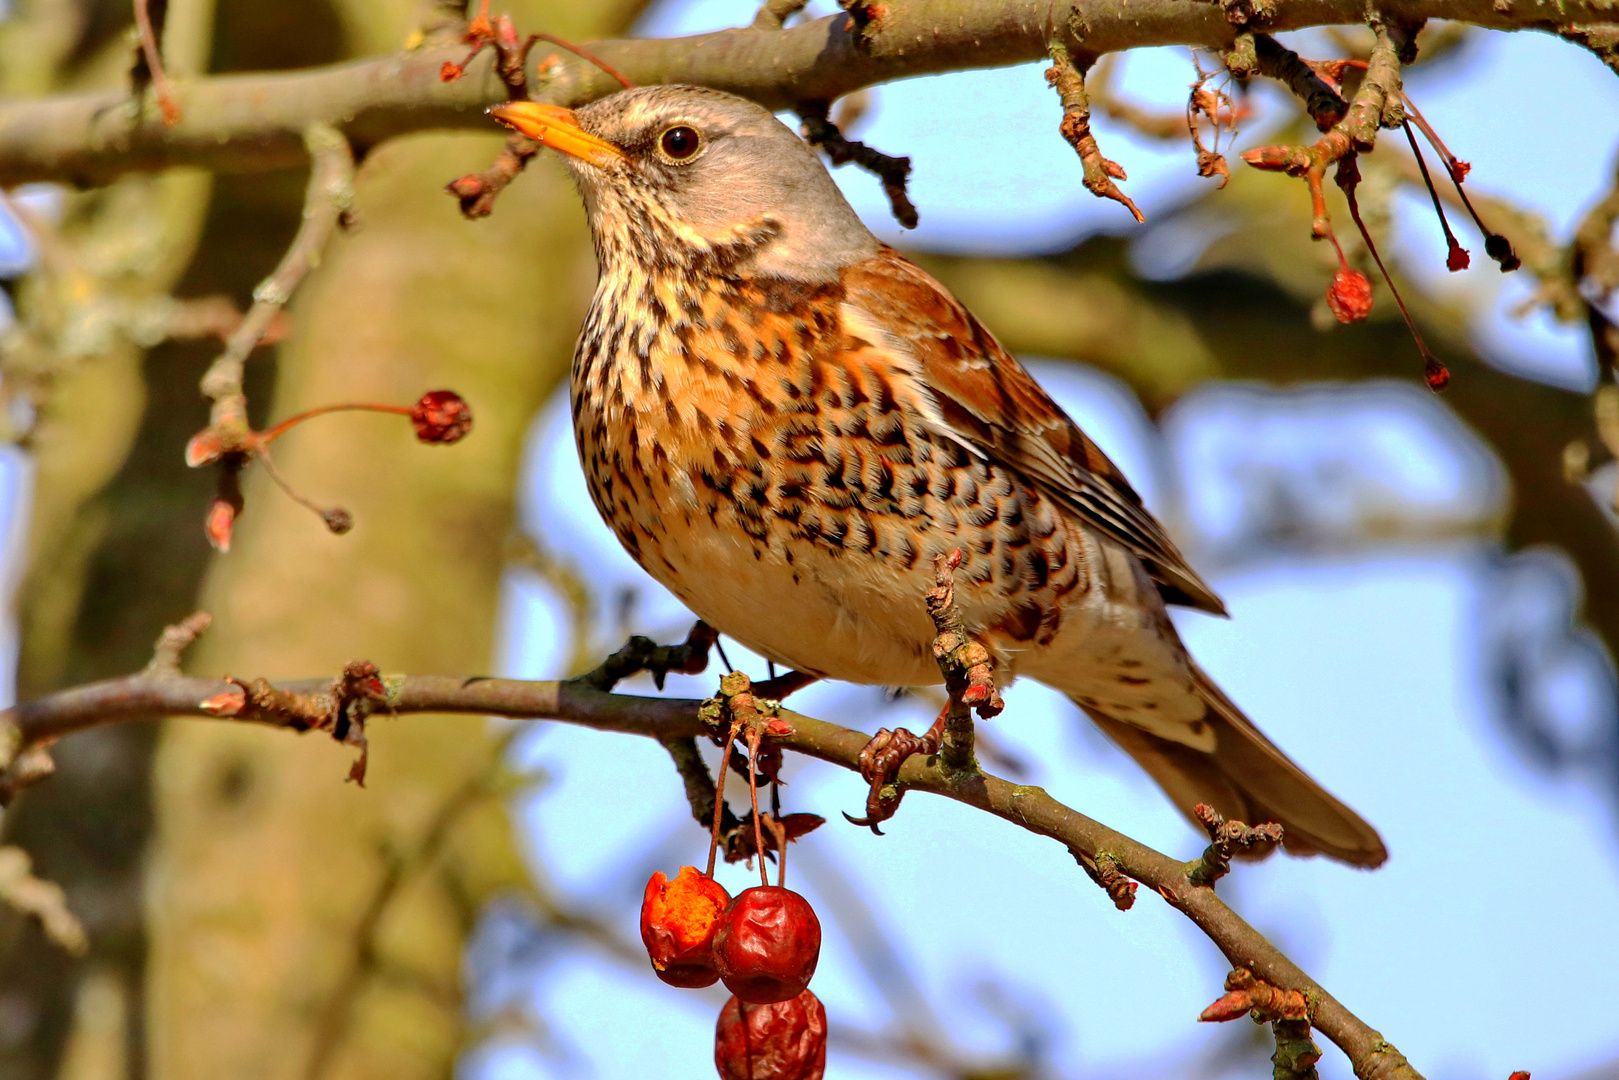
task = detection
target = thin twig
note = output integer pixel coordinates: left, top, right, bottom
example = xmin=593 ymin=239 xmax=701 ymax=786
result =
xmin=925 ymin=549 xmax=1001 ymax=771
xmin=753 ymin=0 xmax=810 ymax=30
xmin=1251 ymin=33 xmax=1347 ymax=129
xmin=197 ymin=123 xmax=353 ymax=437
xmin=132 ymin=0 xmax=181 ymax=125
xmin=0 ymin=847 xmax=87 ymax=956
xmin=798 ymin=102 xmax=917 ymax=228
xmin=1046 ymin=43 xmax=1145 ymax=223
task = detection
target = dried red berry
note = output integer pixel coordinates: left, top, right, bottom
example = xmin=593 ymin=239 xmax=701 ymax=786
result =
xmin=640 ymin=867 xmax=730 ymax=989
xmin=1445 ymin=240 xmax=1470 ymax=272
xmin=410 ymin=390 xmax=473 ymax=444
xmin=1326 ymin=266 xmax=1373 ymax=323
xmin=1423 ymin=357 xmax=1451 ymax=392
xmin=714 ymin=990 xmax=827 ymax=1080
xmin=713 ymin=886 xmax=821 ymax=1004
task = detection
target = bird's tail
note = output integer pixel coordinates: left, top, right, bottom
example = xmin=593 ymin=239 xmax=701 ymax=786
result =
xmin=1072 ymin=664 xmax=1388 ymax=869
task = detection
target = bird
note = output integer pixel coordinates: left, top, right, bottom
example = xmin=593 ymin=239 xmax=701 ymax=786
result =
xmin=490 ymin=86 xmax=1388 ymax=868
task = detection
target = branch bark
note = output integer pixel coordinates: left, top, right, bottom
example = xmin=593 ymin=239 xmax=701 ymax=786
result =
xmin=0 ymin=0 xmax=1612 ymax=186
xmin=5 ymin=660 xmax=1420 ymax=1080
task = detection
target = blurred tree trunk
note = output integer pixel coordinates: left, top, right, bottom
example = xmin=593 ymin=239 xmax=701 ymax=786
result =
xmin=0 ymin=3 xmax=217 ymax=1078
xmin=144 ymin=4 xmax=634 ymax=1080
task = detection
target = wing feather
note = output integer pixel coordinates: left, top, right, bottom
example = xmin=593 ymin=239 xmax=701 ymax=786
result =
xmin=841 ymin=247 xmax=1227 ymax=615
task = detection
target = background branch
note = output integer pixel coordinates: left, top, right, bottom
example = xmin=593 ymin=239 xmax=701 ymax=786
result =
xmin=0 ymin=0 xmax=1611 ymax=186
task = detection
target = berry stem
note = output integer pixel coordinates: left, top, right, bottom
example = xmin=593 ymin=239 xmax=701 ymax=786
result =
xmin=706 ymin=718 xmax=741 ymax=878
xmin=1340 ymin=172 xmax=1451 ymax=390
xmin=250 ymin=447 xmax=351 ymax=532
xmin=529 ymin=32 xmax=635 ymax=89
xmin=1400 ymin=94 xmax=1463 ymax=181
xmin=256 ymin=402 xmax=413 ymax=447
xmin=1402 ymin=96 xmax=1520 ymax=270
xmin=747 ymin=727 xmax=768 ymax=888
xmin=1402 ymin=120 xmax=1468 ymax=270
xmin=765 ymin=812 xmax=788 ymax=888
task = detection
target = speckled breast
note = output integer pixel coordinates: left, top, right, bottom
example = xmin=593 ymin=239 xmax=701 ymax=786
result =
xmin=568 ymin=265 xmax=1091 ymax=685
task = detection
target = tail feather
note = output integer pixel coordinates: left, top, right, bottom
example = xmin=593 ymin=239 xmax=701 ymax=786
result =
xmin=1074 ymin=664 xmax=1388 ymax=869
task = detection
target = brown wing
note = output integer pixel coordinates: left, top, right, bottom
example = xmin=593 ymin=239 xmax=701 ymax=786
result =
xmin=841 ymin=246 xmax=1227 ymax=616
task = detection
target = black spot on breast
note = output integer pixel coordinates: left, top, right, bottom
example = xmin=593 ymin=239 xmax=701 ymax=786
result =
xmin=868 ymin=412 xmax=905 ymax=446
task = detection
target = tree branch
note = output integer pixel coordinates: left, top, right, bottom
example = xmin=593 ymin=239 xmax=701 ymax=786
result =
xmin=197 ymin=123 xmax=353 ymax=431
xmin=5 ymin=648 xmax=1421 ymax=1079
xmin=0 ymin=0 xmax=1610 ymax=186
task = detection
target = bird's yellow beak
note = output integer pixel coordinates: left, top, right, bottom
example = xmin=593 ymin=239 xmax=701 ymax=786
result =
xmin=488 ymin=102 xmax=624 ymax=167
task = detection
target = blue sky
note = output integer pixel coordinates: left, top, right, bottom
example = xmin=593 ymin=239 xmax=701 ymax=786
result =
xmin=2 ymin=4 xmax=1618 ymax=1078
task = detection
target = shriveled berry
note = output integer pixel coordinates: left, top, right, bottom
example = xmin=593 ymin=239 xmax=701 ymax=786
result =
xmin=1326 ymin=266 xmax=1373 ymax=323
xmin=322 ymin=507 xmax=354 ymax=534
xmin=1485 ymin=232 xmax=1521 ymax=272
xmin=713 ymin=886 xmax=821 ymax=1004
xmin=641 ymin=867 xmax=730 ymax=988
xmin=714 ymin=990 xmax=827 ymax=1080
xmin=410 ymin=390 xmax=473 ymax=444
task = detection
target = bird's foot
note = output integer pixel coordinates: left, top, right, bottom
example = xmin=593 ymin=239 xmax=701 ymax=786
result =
xmin=843 ymin=703 xmax=949 ymax=834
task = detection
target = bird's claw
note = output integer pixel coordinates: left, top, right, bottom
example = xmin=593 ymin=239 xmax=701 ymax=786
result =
xmin=845 ymin=710 xmax=947 ymax=833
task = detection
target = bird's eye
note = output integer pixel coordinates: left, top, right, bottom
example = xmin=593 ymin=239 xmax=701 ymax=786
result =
xmin=658 ymin=125 xmax=702 ymax=162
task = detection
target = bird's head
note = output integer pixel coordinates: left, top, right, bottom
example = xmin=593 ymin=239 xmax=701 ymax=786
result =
xmin=490 ymin=86 xmax=877 ymax=282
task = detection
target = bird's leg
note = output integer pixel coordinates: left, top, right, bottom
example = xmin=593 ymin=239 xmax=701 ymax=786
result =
xmin=843 ymin=700 xmax=950 ymax=834
xmin=844 ymin=551 xmax=1006 ymax=834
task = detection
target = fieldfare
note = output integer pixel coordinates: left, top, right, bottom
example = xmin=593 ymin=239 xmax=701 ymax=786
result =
xmin=492 ymin=87 xmax=1387 ymax=868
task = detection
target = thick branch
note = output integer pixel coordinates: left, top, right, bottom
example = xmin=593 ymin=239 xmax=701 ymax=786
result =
xmin=5 ymin=662 xmax=1419 ymax=1079
xmin=0 ymin=0 xmax=1611 ymax=185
